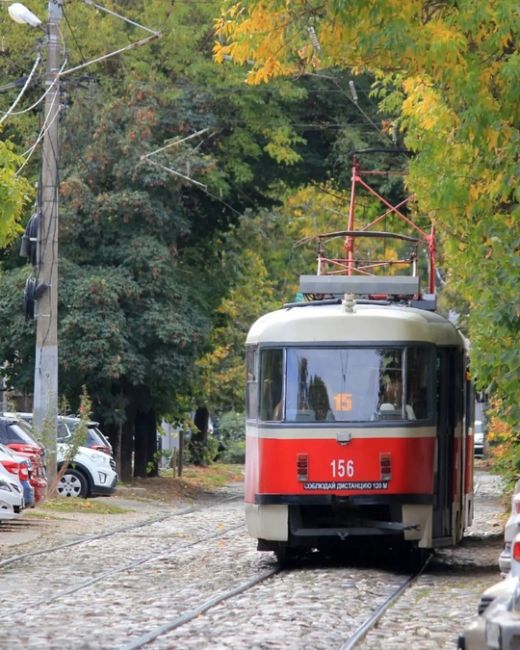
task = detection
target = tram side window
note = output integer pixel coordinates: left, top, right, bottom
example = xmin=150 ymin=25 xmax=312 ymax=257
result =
xmin=405 ymin=348 xmax=431 ymax=420
xmin=374 ymin=348 xmax=431 ymax=421
xmin=259 ymin=349 xmax=283 ymax=421
xmin=246 ymin=347 xmax=258 ymax=420
xmin=378 ymin=350 xmax=403 ymax=417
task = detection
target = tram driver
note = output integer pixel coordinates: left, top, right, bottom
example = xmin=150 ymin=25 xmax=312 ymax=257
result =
xmin=378 ymin=376 xmax=416 ymax=420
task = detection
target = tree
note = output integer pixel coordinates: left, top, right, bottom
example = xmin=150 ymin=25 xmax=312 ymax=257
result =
xmin=0 ymin=136 xmax=32 ymax=247
xmin=197 ymin=183 xmax=359 ymax=412
xmin=0 ymin=1 xmax=422 ymax=475
xmin=215 ymin=0 xmax=520 ymax=427
xmin=2 ymin=2 xmax=368 ymax=477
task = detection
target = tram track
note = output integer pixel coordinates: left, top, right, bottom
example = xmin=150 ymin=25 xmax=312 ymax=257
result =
xmin=339 ymin=554 xmax=433 ymax=649
xmin=4 ymin=501 xmax=424 ymax=650
xmin=0 ymin=470 xmax=498 ymax=649
xmin=1 ymin=494 xmax=280 ymax=649
xmin=0 ymin=494 xmax=240 ymax=570
xmin=117 ymin=553 xmax=430 ymax=650
xmin=121 ymin=566 xmax=281 ymax=650
xmin=2 ymin=522 xmax=245 ymax=618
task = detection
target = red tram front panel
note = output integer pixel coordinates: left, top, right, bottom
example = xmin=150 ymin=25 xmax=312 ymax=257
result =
xmin=245 ymin=431 xmax=436 ymax=503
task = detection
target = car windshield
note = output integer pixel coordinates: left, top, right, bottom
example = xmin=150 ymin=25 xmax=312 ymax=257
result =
xmin=59 ymin=419 xmax=110 ymax=450
xmin=86 ymin=427 xmax=109 ymax=448
xmin=56 ymin=420 xmax=72 ymax=441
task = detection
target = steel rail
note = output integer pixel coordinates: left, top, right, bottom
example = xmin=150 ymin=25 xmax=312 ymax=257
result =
xmin=0 ymin=494 xmax=240 ymax=570
xmin=119 ymin=566 xmax=280 ymax=650
xmin=339 ymin=553 xmax=433 ymax=650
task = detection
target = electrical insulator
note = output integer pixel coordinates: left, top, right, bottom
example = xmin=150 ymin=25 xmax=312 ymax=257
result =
xmin=307 ymin=26 xmax=321 ymax=52
xmin=348 ymin=80 xmax=359 ymax=103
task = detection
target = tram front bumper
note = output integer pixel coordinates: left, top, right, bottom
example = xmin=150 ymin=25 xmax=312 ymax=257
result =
xmin=246 ymin=503 xmax=289 ymax=541
xmin=246 ymin=501 xmax=432 ymax=546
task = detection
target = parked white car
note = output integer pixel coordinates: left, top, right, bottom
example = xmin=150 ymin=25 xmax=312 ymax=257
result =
xmin=499 ymin=486 xmax=520 ymax=576
xmin=474 ymin=419 xmax=485 ymax=457
xmin=57 ymin=443 xmax=117 ymax=498
xmin=0 ymin=497 xmax=16 ymax=520
xmin=458 ymin=577 xmax=520 ymax=649
xmin=16 ymin=412 xmax=113 ymax=456
xmin=0 ymin=463 xmax=24 ymax=514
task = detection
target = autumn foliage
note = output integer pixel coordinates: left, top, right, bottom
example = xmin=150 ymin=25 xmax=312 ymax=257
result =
xmin=215 ymin=0 xmax=519 ymax=430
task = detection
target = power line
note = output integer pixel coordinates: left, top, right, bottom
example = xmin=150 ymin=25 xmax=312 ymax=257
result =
xmin=16 ymin=96 xmax=62 ymax=175
xmin=0 ymin=54 xmax=41 ymax=125
xmin=9 ymin=59 xmax=68 ymax=117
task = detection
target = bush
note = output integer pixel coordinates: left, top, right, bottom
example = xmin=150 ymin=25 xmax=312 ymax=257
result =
xmin=487 ymin=408 xmax=520 ymax=491
xmin=187 ymin=434 xmax=219 ymax=467
xmin=215 ymin=411 xmax=245 ymax=464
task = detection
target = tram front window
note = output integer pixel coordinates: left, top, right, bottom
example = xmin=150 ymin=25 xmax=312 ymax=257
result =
xmin=282 ymin=347 xmax=431 ymax=423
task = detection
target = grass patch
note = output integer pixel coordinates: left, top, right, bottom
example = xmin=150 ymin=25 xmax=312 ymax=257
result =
xmin=35 ymin=499 xmax=131 ymax=515
xmin=116 ymin=463 xmax=244 ymax=502
xmin=178 ymin=463 xmax=243 ymax=490
xmin=22 ymin=510 xmax=63 ymax=520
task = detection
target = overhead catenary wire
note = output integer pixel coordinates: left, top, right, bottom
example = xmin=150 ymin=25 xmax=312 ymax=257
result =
xmin=59 ymin=32 xmax=159 ymax=77
xmin=16 ymin=92 xmax=62 ymax=175
xmin=140 ymin=131 xmax=245 ymax=217
xmin=9 ymin=59 xmax=68 ymax=118
xmin=141 ymin=128 xmax=210 ymax=160
xmin=143 ymin=158 xmax=207 ymax=190
xmin=83 ymin=0 xmax=159 ymax=35
xmin=0 ymin=54 xmax=41 ymax=125
xmin=62 ymin=4 xmax=87 ymax=64
xmin=53 ymin=0 xmax=160 ymax=78
xmin=305 ymin=72 xmax=394 ymax=146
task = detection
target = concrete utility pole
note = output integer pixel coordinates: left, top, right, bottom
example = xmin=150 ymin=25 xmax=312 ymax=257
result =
xmin=33 ymin=0 xmax=63 ymax=492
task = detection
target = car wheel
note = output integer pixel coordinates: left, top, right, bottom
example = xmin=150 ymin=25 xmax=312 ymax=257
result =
xmin=57 ymin=469 xmax=88 ymax=498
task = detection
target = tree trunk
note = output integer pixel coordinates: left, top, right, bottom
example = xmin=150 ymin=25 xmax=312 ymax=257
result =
xmin=120 ymin=418 xmax=134 ymax=482
xmin=133 ymin=410 xmax=148 ymax=478
xmin=146 ymin=408 xmax=158 ymax=477
xmin=190 ymin=405 xmax=210 ymax=466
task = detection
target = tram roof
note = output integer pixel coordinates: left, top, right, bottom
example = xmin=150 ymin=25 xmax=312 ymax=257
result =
xmin=246 ymin=302 xmax=464 ymax=347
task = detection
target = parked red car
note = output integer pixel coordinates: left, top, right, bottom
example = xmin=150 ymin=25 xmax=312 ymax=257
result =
xmin=0 ymin=416 xmax=47 ymax=503
xmin=0 ymin=443 xmax=35 ymax=507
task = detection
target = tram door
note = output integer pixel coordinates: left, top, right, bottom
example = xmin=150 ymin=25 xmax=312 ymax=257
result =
xmin=433 ymin=347 xmax=459 ymax=540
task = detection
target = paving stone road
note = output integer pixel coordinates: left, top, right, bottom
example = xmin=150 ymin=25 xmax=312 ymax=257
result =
xmin=0 ymin=469 xmax=507 ymax=649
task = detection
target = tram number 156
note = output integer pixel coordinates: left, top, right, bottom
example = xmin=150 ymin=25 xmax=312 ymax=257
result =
xmin=330 ymin=459 xmax=355 ymax=478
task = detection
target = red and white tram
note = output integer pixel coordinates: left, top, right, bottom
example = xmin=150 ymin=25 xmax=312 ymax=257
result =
xmin=243 ymin=151 xmax=474 ymax=562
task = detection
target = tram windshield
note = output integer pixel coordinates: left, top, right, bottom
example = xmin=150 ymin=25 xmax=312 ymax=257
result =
xmin=259 ymin=346 xmax=431 ymax=423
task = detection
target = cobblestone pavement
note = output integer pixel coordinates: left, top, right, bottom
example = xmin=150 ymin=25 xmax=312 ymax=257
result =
xmin=0 ymin=470 xmax=506 ymax=649
xmin=359 ymin=470 xmax=505 ymax=649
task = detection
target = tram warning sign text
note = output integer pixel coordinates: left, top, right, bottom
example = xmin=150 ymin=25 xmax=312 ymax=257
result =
xmin=303 ymin=481 xmax=389 ymax=490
